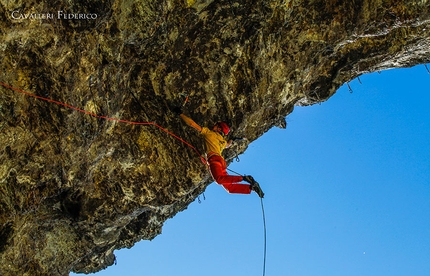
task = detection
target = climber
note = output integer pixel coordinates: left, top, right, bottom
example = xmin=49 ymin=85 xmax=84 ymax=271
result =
xmin=173 ymin=108 xmax=264 ymax=198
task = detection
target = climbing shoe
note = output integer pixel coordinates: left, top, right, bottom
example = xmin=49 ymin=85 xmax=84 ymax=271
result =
xmin=243 ymin=175 xmax=264 ymax=198
xmin=251 ymin=181 xmax=265 ymax=198
xmin=242 ymin=175 xmax=255 ymax=184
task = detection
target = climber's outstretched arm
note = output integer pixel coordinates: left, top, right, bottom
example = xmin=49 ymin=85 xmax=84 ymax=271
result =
xmin=180 ymin=114 xmax=202 ymax=132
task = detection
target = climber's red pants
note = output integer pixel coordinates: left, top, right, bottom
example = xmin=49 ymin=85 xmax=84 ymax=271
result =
xmin=207 ymin=155 xmax=251 ymax=194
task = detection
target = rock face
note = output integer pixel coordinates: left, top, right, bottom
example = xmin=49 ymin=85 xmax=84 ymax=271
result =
xmin=1 ymin=0 xmax=429 ymax=274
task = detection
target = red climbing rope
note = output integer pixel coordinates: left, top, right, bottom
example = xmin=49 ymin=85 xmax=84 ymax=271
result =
xmin=0 ymin=81 xmax=207 ymax=164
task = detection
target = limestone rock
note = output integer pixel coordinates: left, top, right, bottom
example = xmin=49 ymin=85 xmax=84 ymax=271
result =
xmin=1 ymin=0 xmax=429 ymax=275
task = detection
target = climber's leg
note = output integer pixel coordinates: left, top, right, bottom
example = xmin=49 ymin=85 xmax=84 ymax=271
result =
xmin=207 ymin=155 xmax=251 ymax=194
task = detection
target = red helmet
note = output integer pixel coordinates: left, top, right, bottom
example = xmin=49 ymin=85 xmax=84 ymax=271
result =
xmin=216 ymin=122 xmax=230 ymax=135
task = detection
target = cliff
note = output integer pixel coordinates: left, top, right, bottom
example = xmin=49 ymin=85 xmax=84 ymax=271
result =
xmin=1 ymin=0 xmax=430 ymax=275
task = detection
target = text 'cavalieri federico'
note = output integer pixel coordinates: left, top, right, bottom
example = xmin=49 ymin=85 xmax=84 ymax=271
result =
xmin=11 ymin=10 xmax=98 ymax=20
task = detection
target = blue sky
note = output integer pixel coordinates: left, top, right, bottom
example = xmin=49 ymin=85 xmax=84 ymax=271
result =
xmin=73 ymin=64 xmax=430 ymax=276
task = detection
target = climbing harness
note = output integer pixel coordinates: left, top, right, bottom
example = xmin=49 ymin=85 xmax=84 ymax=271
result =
xmin=0 ymin=81 xmax=207 ymax=164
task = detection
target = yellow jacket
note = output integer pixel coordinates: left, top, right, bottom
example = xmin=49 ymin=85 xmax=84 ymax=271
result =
xmin=200 ymin=127 xmax=227 ymax=158
xmin=180 ymin=114 xmax=230 ymax=158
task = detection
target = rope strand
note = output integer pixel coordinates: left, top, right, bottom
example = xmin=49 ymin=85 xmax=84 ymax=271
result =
xmin=228 ymin=165 xmax=267 ymax=275
xmin=261 ymin=197 xmax=267 ymax=276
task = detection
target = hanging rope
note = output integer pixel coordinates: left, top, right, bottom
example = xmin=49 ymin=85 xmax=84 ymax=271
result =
xmin=260 ymin=197 xmax=267 ymax=276
xmin=226 ymin=168 xmax=267 ymax=276
xmin=0 ymin=81 xmax=206 ymax=164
